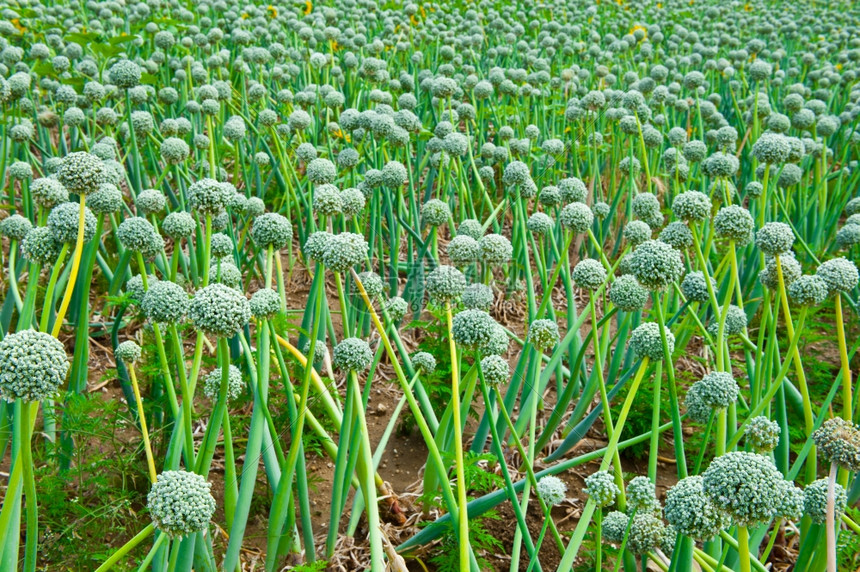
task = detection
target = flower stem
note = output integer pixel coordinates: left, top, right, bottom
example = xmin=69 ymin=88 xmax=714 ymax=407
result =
xmin=445 ymin=301 xmax=470 ymax=572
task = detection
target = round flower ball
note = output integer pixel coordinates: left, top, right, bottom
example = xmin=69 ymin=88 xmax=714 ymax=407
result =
xmin=382 ymin=161 xmax=408 ymax=187
xmin=624 ymin=220 xmax=652 ymax=246
xmin=593 ymin=202 xmax=610 ymax=219
xmin=629 ymin=322 xmax=674 ymax=361
xmin=672 ymin=190 xmax=712 ymax=222
xmin=804 ymin=478 xmax=847 ymax=525
xmin=48 ymin=202 xmax=97 ymax=244
xmin=252 ymin=213 xmax=293 ymax=250
xmin=462 ymin=283 xmax=494 ymax=311
xmin=559 ymin=202 xmax=594 ymax=233
xmin=745 ymin=416 xmax=780 ymax=454
xmin=481 ymin=354 xmax=509 ymax=386
xmin=559 ymin=177 xmax=588 ymax=203
xmin=385 ymin=297 xmax=409 ymax=322
xmin=141 ymin=280 xmax=188 ymax=324
xmin=775 ymin=480 xmax=805 ymax=521
xmin=188 ymin=179 xmax=228 ymax=215
xmin=702 ymin=452 xmax=783 ymax=527
xmin=163 ymin=212 xmax=196 ymax=240
xmin=115 ymin=340 xmax=142 ymax=364
xmin=714 ymin=205 xmax=754 ymax=244
xmin=31 ymin=178 xmax=69 ymax=209
xmin=816 ymin=258 xmax=859 ymax=294
xmin=659 ymin=222 xmax=693 ymax=250
xmin=426 ymin=265 xmax=466 ymax=304
xmin=684 ymin=384 xmax=712 ymax=424
xmin=160 ymin=137 xmax=190 ymax=165
xmin=681 ymin=271 xmax=715 ymax=303
xmin=307 ymin=158 xmax=337 ymax=186
xmin=422 ymin=199 xmax=451 ymax=227
xmin=210 ymin=233 xmax=234 ymax=259
xmin=188 ymin=283 xmax=251 ymax=338
xmin=811 ymin=417 xmax=860 ymax=472
xmin=22 ymin=227 xmax=61 ymax=265
xmin=537 ymin=476 xmax=567 ymax=506
xmin=528 ymin=212 xmax=554 ymax=236
xmin=603 ymin=512 xmax=630 ymax=543
xmin=303 ymin=231 xmax=333 ymax=263
xmin=629 ymin=240 xmax=683 ymax=291
xmin=760 ymin=253 xmax=802 ymax=291
xmin=322 ymin=232 xmax=367 ymax=273
xmin=788 ymin=275 xmax=828 ymax=307
xmin=584 ymin=470 xmax=619 ymax=508
xmin=752 ymin=132 xmax=790 ymax=165
xmin=303 ymin=340 xmax=329 ymax=364
xmin=57 ymin=152 xmax=106 ymax=195
xmin=412 ymin=352 xmax=437 ymax=375
xmin=0 ymin=329 xmax=69 ymax=402
xmin=88 ymin=184 xmax=124 ymax=215
xmin=627 ymin=476 xmax=659 ymax=512
xmin=573 ymin=258 xmax=606 ymax=291
xmin=333 ymin=338 xmax=373 ymax=372
xmin=664 ymin=476 xmax=731 ymax=542
xmin=479 ymin=234 xmax=513 ymax=265
xmin=250 ymin=289 xmax=280 ymax=319
xmin=117 ymin=216 xmax=159 ymax=253
xmin=481 ymin=323 xmax=510 ymax=357
xmin=147 ymin=470 xmax=216 ymax=538
xmin=527 ymin=319 xmax=560 ymax=352
xmin=0 ymin=214 xmax=32 ymax=241
xmin=455 ymin=220 xmax=483 ymax=242
xmin=109 ymin=59 xmax=142 ymax=89
xmin=610 ymin=274 xmax=648 ymax=312
xmin=203 ymin=365 xmax=245 ymax=401
xmin=451 ymin=309 xmax=496 ymax=349
xmin=340 ymin=188 xmax=366 ymax=217
xmin=447 ymin=235 xmax=480 ymax=267
xmin=312 ymin=184 xmax=343 ymax=216
xmin=356 ymin=271 xmax=384 ymax=299
xmin=691 ymin=372 xmax=739 ymax=410
xmin=755 ymin=222 xmax=794 ymax=256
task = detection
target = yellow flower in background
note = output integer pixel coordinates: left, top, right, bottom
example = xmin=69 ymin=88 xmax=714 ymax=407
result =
xmin=304 ymin=1 xmax=312 ymax=15
xmin=630 ymin=25 xmax=647 ymax=37
xmin=267 ymin=4 xmax=278 ymax=18
xmin=11 ymin=18 xmax=26 ymax=33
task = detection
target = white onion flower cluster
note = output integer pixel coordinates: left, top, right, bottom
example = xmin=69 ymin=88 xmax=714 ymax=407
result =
xmin=629 ymin=322 xmax=674 ymax=361
xmin=583 ymin=470 xmax=619 ymax=508
xmin=203 ymin=365 xmax=245 ymax=401
xmin=188 ymin=284 xmax=250 ymax=338
xmin=702 ymin=452 xmax=783 ymax=527
xmin=0 ymin=330 xmax=69 ymax=402
xmin=322 ymin=232 xmax=367 ymax=272
xmin=147 ymin=470 xmax=216 ymax=538
xmin=745 ymin=416 xmax=780 ymax=454
xmin=412 ymin=352 xmax=436 ymax=375
xmin=664 ymin=476 xmax=730 ymax=542
xmin=425 ymin=265 xmax=466 ymax=304
xmin=333 ymin=337 xmax=373 ymax=372
xmin=629 ymin=240 xmax=683 ymax=291
xmin=811 ymin=417 xmax=860 ymax=472
xmin=451 ymin=309 xmax=496 ymax=349
xmin=115 ymin=340 xmax=142 ymax=364
xmin=526 ymin=319 xmax=560 ymax=352
xmin=536 ymin=475 xmax=567 ymax=506
xmin=252 ymin=213 xmax=293 ymax=250
xmin=141 ymin=280 xmax=189 ymax=324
